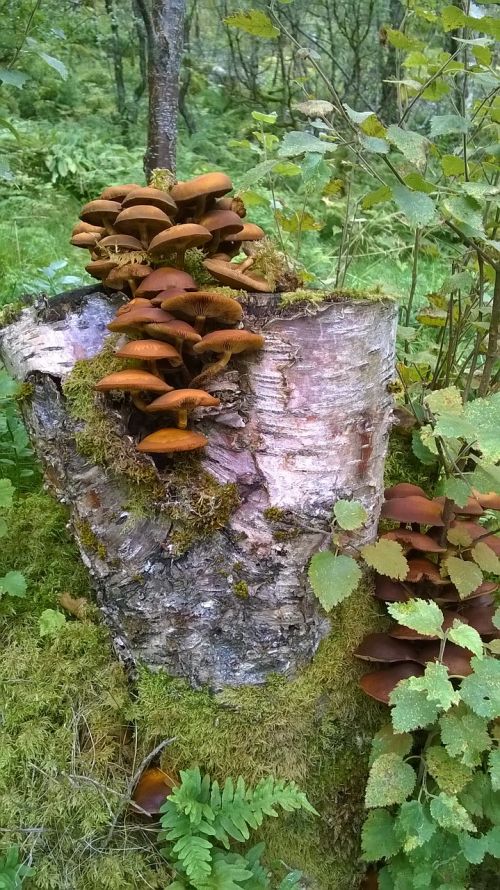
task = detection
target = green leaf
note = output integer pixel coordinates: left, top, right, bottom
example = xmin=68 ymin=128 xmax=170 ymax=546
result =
xmin=39 ymin=609 xmax=66 ymax=637
xmin=393 ymin=184 xmax=437 ymax=227
xmin=272 ymin=161 xmax=301 ymax=177
xmin=390 ymin=683 xmax=441 ymax=733
xmin=486 ymin=825 xmax=500 ymax=858
xmin=473 ymin=44 xmax=492 ymax=66
xmin=0 ymin=477 xmax=14 ymax=509
xmin=458 ymin=832 xmax=488 ymax=864
xmin=360 ymin=135 xmax=389 ymax=154
xmin=441 ymin=6 xmax=467 ymax=32
xmin=412 ymin=429 xmax=439 ymax=466
xmin=362 ymin=185 xmax=392 ymax=209
xmin=426 ymin=745 xmax=473 ymax=794
xmin=430 ymin=114 xmax=470 ymax=136
xmin=0 ymin=517 xmax=7 ymax=538
xmin=472 ymin=542 xmax=500 ymax=575
xmin=447 ymin=526 xmax=473 ymax=547
xmin=494 ymin=609 xmax=500 ymax=631
xmin=38 ymin=52 xmax=68 ymax=80
xmin=443 ymin=477 xmax=471 ymax=509
xmin=395 ymin=800 xmax=436 ymax=852
xmin=430 ymin=793 xmax=476 ymax=834
xmin=0 ymin=68 xmax=28 ymax=88
xmin=251 ymin=110 xmax=277 ymax=124
xmin=461 ymin=656 xmax=500 ymax=719
xmin=489 ymin=749 xmax=500 ymax=792
xmin=410 ymin=662 xmax=460 ymax=712
xmin=333 ymin=499 xmax=368 ymax=531
xmin=277 ymin=130 xmax=330 ymax=157
xmin=237 ymin=160 xmax=277 ymax=191
xmin=361 ymin=809 xmax=401 ymax=861
xmin=223 ymin=10 xmax=279 ymax=39
xmin=405 ymin=172 xmax=434 ymax=194
xmin=0 ymin=571 xmax=27 ymax=599
xmin=308 ymin=551 xmax=361 ymax=612
xmin=464 ymin=393 xmax=500 ymax=462
xmin=448 ymin=621 xmax=484 ymax=659
xmin=443 ymin=557 xmax=483 ymax=599
xmin=443 ymin=196 xmax=485 ymax=237
xmin=386 ymin=29 xmax=423 ymax=51
xmin=425 ymin=386 xmax=463 ymax=416
xmin=434 ymin=413 xmax=476 ymax=440
xmin=343 ymin=104 xmax=375 ymax=125
xmin=440 ymin=705 xmax=492 ymax=767
xmin=361 ymin=539 xmax=409 ymax=580
xmin=441 ymin=155 xmax=465 ymax=177
xmin=365 ymin=753 xmax=416 ymax=808
xmin=388 ymin=599 xmax=444 ymax=637
xmin=387 ymin=125 xmax=428 ymax=168
xmin=369 ymin=724 xmax=413 ymax=767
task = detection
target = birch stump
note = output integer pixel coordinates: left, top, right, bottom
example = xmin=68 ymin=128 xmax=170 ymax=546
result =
xmin=0 ymin=288 xmax=397 ymax=689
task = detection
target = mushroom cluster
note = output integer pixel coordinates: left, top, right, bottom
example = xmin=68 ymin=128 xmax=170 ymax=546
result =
xmin=92 ymin=265 xmax=264 ymax=455
xmin=355 ymin=483 xmax=500 ymax=703
xmin=70 ymin=173 xmax=274 ymax=294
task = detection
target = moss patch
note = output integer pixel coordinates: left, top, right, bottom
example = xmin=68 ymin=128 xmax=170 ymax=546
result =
xmin=384 ymin=429 xmax=437 ymax=491
xmin=75 ymin=518 xmax=108 ymax=560
xmin=279 ymin=285 xmax=395 ymax=309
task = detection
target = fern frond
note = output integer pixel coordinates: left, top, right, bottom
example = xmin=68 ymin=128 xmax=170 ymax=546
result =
xmin=171 ymin=832 xmax=213 ymax=884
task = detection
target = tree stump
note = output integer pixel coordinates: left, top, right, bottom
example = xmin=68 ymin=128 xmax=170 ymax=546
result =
xmin=0 ymin=288 xmax=397 ymax=689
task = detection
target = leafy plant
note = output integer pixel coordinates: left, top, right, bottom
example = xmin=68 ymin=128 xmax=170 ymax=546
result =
xmin=0 ymin=846 xmax=33 ymax=888
xmin=159 ymin=767 xmax=317 ymax=889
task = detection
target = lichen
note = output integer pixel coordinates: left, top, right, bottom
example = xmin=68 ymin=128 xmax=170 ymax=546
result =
xmin=233 ymin=580 xmax=249 ymax=598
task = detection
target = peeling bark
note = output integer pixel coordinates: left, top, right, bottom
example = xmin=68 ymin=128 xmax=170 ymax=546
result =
xmin=0 ymin=289 xmax=397 ymax=689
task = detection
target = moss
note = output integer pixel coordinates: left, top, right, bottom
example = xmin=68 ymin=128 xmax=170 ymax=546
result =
xmin=169 ymin=470 xmax=240 ymax=554
xmin=273 ymin=528 xmax=300 ymax=542
xmin=75 ymin=519 xmax=107 ymax=560
xmin=233 ymin=580 xmax=249 ymax=598
xmin=248 ymin=238 xmax=301 ymax=292
xmin=279 ymin=286 xmax=395 ymax=309
xmin=131 ymin=580 xmax=386 ymax=889
xmin=148 ymin=167 xmax=175 ymax=191
xmin=263 ymin=506 xmax=287 ymax=522
xmin=384 ymin=429 xmax=437 ymax=490
xmin=0 ymin=300 xmax=24 ymax=328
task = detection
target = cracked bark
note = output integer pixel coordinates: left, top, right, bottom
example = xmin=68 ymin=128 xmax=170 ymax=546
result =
xmin=0 ymin=289 xmax=397 ymax=689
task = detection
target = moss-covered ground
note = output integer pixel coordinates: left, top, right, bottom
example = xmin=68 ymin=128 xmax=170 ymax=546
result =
xmin=0 ymin=483 xmax=385 ymax=889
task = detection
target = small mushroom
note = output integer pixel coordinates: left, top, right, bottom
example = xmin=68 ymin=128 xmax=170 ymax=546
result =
xmin=107 ymin=307 xmax=174 ymax=333
xmin=381 ymin=495 xmax=445 ymax=526
xmin=148 ymin=224 xmax=212 ymax=266
xmin=100 ymin=183 xmax=141 ymax=202
xmin=135 ymin=267 xmax=198 ymax=298
xmin=373 ymin=577 xmax=410 ymax=602
xmin=160 ymin=290 xmax=243 ymax=333
xmin=459 ymin=604 xmax=499 ymax=638
xmin=447 ymin=520 xmax=500 ymax=555
xmin=143 ymin=320 xmax=202 ymax=349
xmin=198 ymin=209 xmax=244 ymax=253
xmin=192 ymin=328 xmax=264 ymax=380
xmin=203 ymin=257 xmax=272 ymax=293
xmin=95 ymin=369 xmax=172 ymax=411
xmin=72 ymin=221 xmax=105 ymax=237
xmin=137 ymin=428 xmax=208 ymax=453
xmin=360 ymin=662 xmax=424 ymax=704
xmin=353 ymin=633 xmax=418 ymax=663
xmin=385 ymin=483 xmax=428 ymax=499
xmin=416 ymin=641 xmax=473 ymax=676
xmin=380 ymin=530 xmax=446 ymax=553
xmin=115 ymin=205 xmax=172 ymax=248
xmin=70 ymin=232 xmax=102 ymax=249
xmin=171 ymin=172 xmax=233 ymax=217
xmin=390 ymin=611 xmax=460 ymax=641
xmin=145 ymin=388 xmax=220 ymax=429
xmin=435 ymin=494 xmax=483 ymax=516
xmin=117 ymin=298 xmax=153 ymax=315
xmin=220 ymin=223 xmax=266 ymax=270
xmin=215 ymin=195 xmax=246 ymax=217
xmin=122 ymin=186 xmax=178 ymax=217
xmin=96 ymin=234 xmax=144 ymax=255
xmin=473 ymin=490 xmax=500 ymax=511
xmin=405 ymin=557 xmax=446 ymax=585
xmin=105 ymin=264 xmax=152 ymax=296
xmin=86 ymin=258 xmax=118 ymax=280
xmin=131 ymin=767 xmax=175 ymax=817
xmin=115 ymin=339 xmax=183 ymax=378
xmin=80 ymin=199 xmax=121 ymax=234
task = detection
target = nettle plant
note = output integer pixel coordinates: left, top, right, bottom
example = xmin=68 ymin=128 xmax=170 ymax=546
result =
xmin=158 ymin=767 xmax=316 ymax=890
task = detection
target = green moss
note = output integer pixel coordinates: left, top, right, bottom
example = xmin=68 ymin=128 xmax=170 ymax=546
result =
xmin=75 ymin=519 xmax=107 ymax=560
xmin=0 ymin=300 xmax=24 ymax=328
xmin=131 ymin=580 xmax=385 ymax=889
xmin=279 ymin=286 xmax=395 ymax=308
xmin=263 ymin=506 xmax=287 ymax=522
xmin=248 ymin=238 xmax=301 ymax=292
xmin=148 ymin=167 xmax=175 ymax=191
xmin=384 ymin=429 xmax=437 ymax=490
xmin=169 ymin=470 xmax=240 ymax=554
xmin=273 ymin=528 xmax=300 ymax=542
xmin=233 ymin=580 xmax=249 ymax=598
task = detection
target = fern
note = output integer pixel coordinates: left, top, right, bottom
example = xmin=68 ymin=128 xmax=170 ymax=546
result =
xmin=159 ymin=768 xmax=316 ymax=889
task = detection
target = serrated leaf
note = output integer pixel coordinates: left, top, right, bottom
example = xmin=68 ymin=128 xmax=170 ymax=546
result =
xmin=458 ymin=832 xmax=488 ymax=864
xmin=333 ymin=499 xmax=368 ymax=531
xmin=443 ymin=557 xmax=483 ymax=599
xmin=237 ymin=160 xmax=277 ymax=191
xmin=277 ymin=130 xmax=330 ymax=157
xmin=0 ymin=571 xmax=27 ymax=598
xmin=472 ymin=542 xmax=500 ymax=575
xmin=0 ymin=477 xmax=14 ymax=508
xmin=442 ymin=6 xmax=467 ymax=31
xmin=39 ymin=608 xmax=66 ymax=637
xmin=461 ymin=656 xmax=500 ymax=719
xmin=343 ymin=104 xmax=375 ymax=125
xmin=410 ymin=662 xmax=460 ymax=711
xmin=362 ymin=185 xmax=392 ymax=209
xmin=223 ymin=10 xmax=279 ymax=38
xmin=386 ymin=29 xmax=422 ymax=51
xmin=405 ymin=172 xmax=434 ymax=193
xmin=426 ymin=386 xmax=463 ymax=416
xmin=393 ymin=184 xmax=437 ymax=226
xmin=464 ymin=393 xmax=500 ymax=462
xmin=308 ymin=551 xmax=361 ymax=612
xmin=440 ymin=705 xmax=492 ymax=767
xmin=430 ymin=793 xmax=476 ymax=833
xmin=443 ymin=196 xmax=485 ymax=237
xmin=388 ymin=599 xmax=444 ymax=637
xmin=360 ymin=135 xmax=389 ymax=154
xmin=390 ymin=683 xmax=441 ymax=732
xmin=273 ymin=161 xmax=301 ymax=176
xmin=447 ymin=527 xmax=473 ymax=547
xmin=412 ymin=429 xmax=439 ymax=466
xmin=251 ymin=110 xmax=277 ymax=124
xmin=0 ymin=68 xmax=28 ymax=88
xmin=361 ymin=809 xmax=401 ymax=861
xmin=441 ymin=155 xmax=465 ymax=177
xmin=426 ymin=745 xmax=473 ymax=794
xmin=489 ymin=749 xmax=500 ymax=792
xmin=434 ymin=413 xmax=476 ymax=440
xmin=448 ymin=621 xmax=483 ymax=659
xmin=369 ymin=724 xmax=413 ymax=767
xmin=430 ymin=114 xmax=470 ymax=136
xmin=361 ymin=539 xmax=409 ymax=580
xmin=365 ymin=753 xmax=416 ymax=808
xmin=395 ymin=800 xmax=436 ymax=852
xmin=387 ymin=125 xmax=428 ymax=168
xmin=487 ymin=824 xmax=500 ymax=857
xmin=444 ymin=477 xmax=471 ymax=508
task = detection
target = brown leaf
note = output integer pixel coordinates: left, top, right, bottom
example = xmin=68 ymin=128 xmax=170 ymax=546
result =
xmin=58 ymin=592 xmax=90 ymax=620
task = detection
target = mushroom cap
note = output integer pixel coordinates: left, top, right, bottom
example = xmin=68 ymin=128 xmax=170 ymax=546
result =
xmin=115 ymin=205 xmax=172 ymax=241
xmin=143 ymin=320 xmax=202 ymax=344
xmin=385 ymin=483 xmax=428 ymax=499
xmin=72 ymin=222 xmax=104 ymax=236
xmin=447 ymin=520 xmax=500 ymax=556
xmin=80 ymin=199 xmax=121 ymax=226
xmin=353 ymin=633 xmax=418 ymax=663
xmin=94 ymin=370 xmax=172 ymax=393
xmin=86 ymin=259 xmax=118 ymax=280
xmin=107 ymin=264 xmax=152 ymax=286
xmin=405 ymin=557 xmax=445 ymax=585
xmin=145 ymin=388 xmax=220 ymax=413
xmin=171 ymin=172 xmax=232 ymax=206
xmin=100 ymin=183 xmax=141 ymax=201
xmin=151 ymin=287 xmax=187 ymax=306
xmin=460 ymin=603 xmax=499 ymax=637
xmin=97 ymin=234 xmax=144 ymax=253
xmin=373 ymin=577 xmax=410 ymax=602
xmin=107 ymin=307 xmax=174 ymax=332
xmin=70 ymin=232 xmax=101 ymax=249
xmin=137 ymin=428 xmax=208 ymax=453
xmin=116 ymin=339 xmax=182 ymax=366
xmin=473 ymin=490 xmax=500 ymax=510
xmin=216 ymin=195 xmax=246 ymax=217
xmin=435 ymin=494 xmax=483 ymax=516
xmin=416 ymin=641 xmax=473 ymax=676
xmin=435 ymin=585 xmax=496 ymax=606
xmin=193 ymin=328 xmax=264 ymax=355
xmin=199 ymin=209 xmax=244 ymax=238
xmin=122 ymin=186 xmax=177 ymax=215
xmin=381 ymin=495 xmax=445 ymax=526
xmin=380 ymin=530 xmax=446 ymax=553
xmin=160 ymin=291 xmax=243 ymax=324
xmin=135 ymin=267 xmax=198 ymax=297
xmin=360 ymin=663 xmax=424 ymax=704
xmin=148 ymin=224 xmax=212 ymax=258
xmin=117 ymin=298 xmax=153 ymax=315
xmin=223 ymin=222 xmax=265 ymax=243
xmin=131 ymin=767 xmax=174 ymax=816
xmin=203 ymin=258 xmax=272 ymax=293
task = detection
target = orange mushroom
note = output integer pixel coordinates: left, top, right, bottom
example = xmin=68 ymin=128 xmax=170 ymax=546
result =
xmin=137 ymin=428 xmax=208 ymax=454
xmin=95 ymin=369 xmax=172 ymax=411
xmin=145 ymin=388 xmax=220 ymax=428
xmin=192 ymin=328 xmax=264 ymax=380
xmin=160 ymin=290 xmax=243 ymax=333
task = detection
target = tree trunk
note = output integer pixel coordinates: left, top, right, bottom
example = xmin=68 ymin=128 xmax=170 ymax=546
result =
xmin=104 ymin=0 xmax=128 ymax=137
xmin=0 ymin=289 xmax=397 ymax=690
xmin=138 ymin=0 xmax=186 ymax=179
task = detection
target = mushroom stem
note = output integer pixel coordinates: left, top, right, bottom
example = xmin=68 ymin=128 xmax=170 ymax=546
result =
xmin=177 ymin=408 xmax=188 ymax=429
xmin=191 ymin=350 xmax=232 ymax=387
xmin=194 ymin=315 xmax=206 ymax=334
xmin=175 ymin=248 xmax=187 ymax=268
xmin=210 ymin=231 xmax=221 ymax=254
xmin=138 ymin=223 xmax=149 ymax=248
xmin=127 ymin=278 xmax=137 ymax=297
xmin=131 ymin=393 xmax=150 ymax=412
xmin=149 ymin=360 xmax=162 ymax=378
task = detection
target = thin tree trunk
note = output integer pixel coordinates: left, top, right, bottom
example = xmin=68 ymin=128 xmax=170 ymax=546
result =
xmin=104 ymin=0 xmax=128 ymax=137
xmin=379 ymin=0 xmax=403 ymax=122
